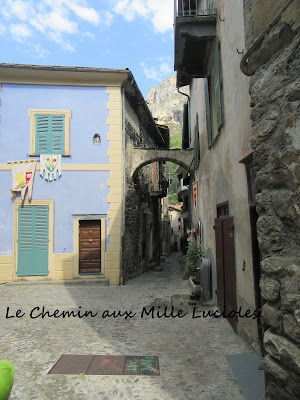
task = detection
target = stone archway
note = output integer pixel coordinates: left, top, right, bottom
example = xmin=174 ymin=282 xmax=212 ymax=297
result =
xmin=131 ymin=148 xmax=194 ymax=179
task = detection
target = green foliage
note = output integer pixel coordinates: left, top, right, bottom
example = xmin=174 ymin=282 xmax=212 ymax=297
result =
xmin=168 ymin=123 xmax=182 ymax=149
xmin=184 ymin=240 xmax=204 ymax=280
xmin=165 ymin=122 xmax=183 ymax=205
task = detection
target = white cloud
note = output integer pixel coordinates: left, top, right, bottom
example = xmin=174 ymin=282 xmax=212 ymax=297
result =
xmin=82 ymin=31 xmax=95 ymax=39
xmin=10 ymin=0 xmax=28 ymax=21
xmin=48 ymin=30 xmax=75 ymax=52
xmin=9 ymin=23 xmax=31 ymax=42
xmin=141 ymin=59 xmax=173 ymax=82
xmin=33 ymin=10 xmax=78 ymax=34
xmin=0 ymin=0 xmax=104 ymax=53
xmin=113 ymin=0 xmax=173 ymax=33
xmin=102 ymin=11 xmax=114 ymax=27
xmin=69 ymin=4 xmax=99 ymax=25
xmin=25 ymin=42 xmax=50 ymax=58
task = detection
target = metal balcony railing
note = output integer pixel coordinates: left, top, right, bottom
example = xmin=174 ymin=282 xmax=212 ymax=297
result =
xmin=174 ymin=0 xmax=217 ymax=18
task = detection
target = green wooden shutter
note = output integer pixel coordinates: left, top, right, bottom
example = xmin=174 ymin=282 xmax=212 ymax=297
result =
xmin=34 ymin=206 xmax=49 ymax=275
xmin=194 ymin=113 xmax=200 ymax=168
xmin=51 ymin=114 xmax=65 ymax=154
xmin=18 ymin=206 xmax=34 ymax=276
xmin=18 ymin=206 xmax=49 ymax=276
xmin=35 ymin=114 xmax=65 ymax=154
xmin=36 ymin=114 xmax=50 ymax=154
xmin=205 ymin=79 xmax=213 ymax=147
xmin=214 ymin=37 xmax=224 ymax=131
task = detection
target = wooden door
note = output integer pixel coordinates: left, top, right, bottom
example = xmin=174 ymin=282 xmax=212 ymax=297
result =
xmin=214 ymin=218 xmax=224 ymax=310
xmin=79 ymin=220 xmax=101 ymax=274
xmin=18 ymin=205 xmax=49 ymax=276
xmin=214 ymin=216 xmax=237 ymax=332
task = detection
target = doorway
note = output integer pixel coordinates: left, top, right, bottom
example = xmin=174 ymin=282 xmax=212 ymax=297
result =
xmin=214 ymin=206 xmax=237 ymax=333
xmin=79 ymin=220 xmax=101 ymax=274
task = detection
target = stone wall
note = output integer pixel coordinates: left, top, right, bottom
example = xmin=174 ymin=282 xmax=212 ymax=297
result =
xmin=121 ymin=100 xmax=159 ymax=283
xmin=243 ymin=0 xmax=300 ymax=398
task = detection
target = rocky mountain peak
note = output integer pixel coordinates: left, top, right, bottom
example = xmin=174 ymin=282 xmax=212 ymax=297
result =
xmin=146 ymin=74 xmax=189 ymax=126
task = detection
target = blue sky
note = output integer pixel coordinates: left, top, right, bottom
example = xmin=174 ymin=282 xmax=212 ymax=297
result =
xmin=0 ymin=0 xmax=174 ymax=97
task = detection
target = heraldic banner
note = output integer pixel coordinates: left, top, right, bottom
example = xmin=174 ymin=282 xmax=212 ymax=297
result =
xmin=40 ymin=154 xmax=62 ymax=181
xmin=11 ymin=161 xmax=37 ymax=201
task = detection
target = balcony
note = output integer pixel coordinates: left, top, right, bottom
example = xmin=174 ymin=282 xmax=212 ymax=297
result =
xmin=176 ymin=177 xmax=189 ymax=197
xmin=174 ymin=0 xmax=217 ymax=87
xmin=151 ymin=175 xmax=169 ymax=198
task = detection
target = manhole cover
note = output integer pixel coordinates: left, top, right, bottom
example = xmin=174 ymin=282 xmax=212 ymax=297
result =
xmin=48 ymin=355 xmax=160 ymax=376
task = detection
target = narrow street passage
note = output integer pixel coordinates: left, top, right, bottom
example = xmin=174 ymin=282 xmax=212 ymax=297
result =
xmin=0 ymin=253 xmax=262 ymax=400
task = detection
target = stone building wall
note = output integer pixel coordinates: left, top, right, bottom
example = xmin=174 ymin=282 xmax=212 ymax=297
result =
xmin=121 ymin=99 xmax=159 ymax=283
xmin=242 ymin=1 xmax=300 ymax=398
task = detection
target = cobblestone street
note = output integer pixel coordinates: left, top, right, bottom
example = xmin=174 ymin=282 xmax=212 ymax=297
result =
xmin=0 ymin=253 xmax=259 ymax=400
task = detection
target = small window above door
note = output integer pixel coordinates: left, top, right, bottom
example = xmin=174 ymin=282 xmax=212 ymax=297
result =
xmin=217 ymin=201 xmax=229 ymax=218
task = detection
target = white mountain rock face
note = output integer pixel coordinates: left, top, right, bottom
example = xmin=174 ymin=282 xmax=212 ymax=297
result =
xmin=146 ymin=74 xmax=189 ymax=125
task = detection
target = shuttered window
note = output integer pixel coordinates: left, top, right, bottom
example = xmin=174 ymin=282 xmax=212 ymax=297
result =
xmin=205 ymin=37 xmax=224 ymax=148
xmin=214 ymin=37 xmax=224 ymax=131
xmin=194 ymin=113 xmax=200 ymax=169
xmin=17 ymin=205 xmax=49 ymax=276
xmin=29 ymin=109 xmax=71 ymax=156
xmin=35 ymin=114 xmax=65 ymax=155
xmin=205 ymin=79 xmax=213 ymax=147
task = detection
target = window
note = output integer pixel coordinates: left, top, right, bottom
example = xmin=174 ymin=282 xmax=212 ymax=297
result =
xmin=93 ymin=134 xmax=101 ymax=144
xmin=205 ymin=37 xmax=224 ymax=148
xmin=29 ymin=110 xmax=71 ymax=156
xmin=194 ymin=113 xmax=200 ymax=169
xmin=217 ymin=201 xmax=229 ymax=218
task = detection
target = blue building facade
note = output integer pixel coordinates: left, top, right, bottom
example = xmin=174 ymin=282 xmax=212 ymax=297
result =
xmin=0 ymin=64 xmax=166 ymax=285
xmin=0 ymin=65 xmax=130 ymax=284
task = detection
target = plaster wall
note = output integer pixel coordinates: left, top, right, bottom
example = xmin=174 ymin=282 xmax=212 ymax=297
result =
xmin=0 ymin=83 xmax=122 ymax=284
xmin=0 ymin=170 xmax=109 ymax=255
xmin=189 ymin=0 xmax=257 ymax=344
xmin=170 ymin=210 xmax=181 ymax=234
xmin=0 ymin=84 xmax=109 ymax=164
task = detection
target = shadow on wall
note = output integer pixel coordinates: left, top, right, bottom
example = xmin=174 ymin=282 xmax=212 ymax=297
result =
xmin=121 ymin=166 xmax=160 ymax=283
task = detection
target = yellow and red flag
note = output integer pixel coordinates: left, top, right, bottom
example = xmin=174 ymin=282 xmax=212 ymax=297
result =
xmin=11 ymin=161 xmax=37 ymax=201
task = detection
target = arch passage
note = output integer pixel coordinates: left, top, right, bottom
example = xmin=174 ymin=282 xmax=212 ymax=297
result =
xmin=131 ymin=148 xmax=194 ymax=179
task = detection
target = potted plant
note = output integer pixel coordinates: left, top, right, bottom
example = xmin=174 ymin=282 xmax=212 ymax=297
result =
xmin=184 ymin=235 xmax=203 ymax=297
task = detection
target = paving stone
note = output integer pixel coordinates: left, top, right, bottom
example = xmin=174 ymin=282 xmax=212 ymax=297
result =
xmin=0 ymin=252 xmax=255 ymax=400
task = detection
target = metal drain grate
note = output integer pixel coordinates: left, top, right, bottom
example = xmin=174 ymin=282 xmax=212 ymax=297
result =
xmin=48 ymin=355 xmax=160 ymax=376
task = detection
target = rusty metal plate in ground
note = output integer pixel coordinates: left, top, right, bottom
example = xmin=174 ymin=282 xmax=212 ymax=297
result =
xmin=48 ymin=355 xmax=160 ymax=376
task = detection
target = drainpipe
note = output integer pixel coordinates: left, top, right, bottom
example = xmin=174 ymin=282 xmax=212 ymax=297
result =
xmin=120 ymin=87 xmax=126 ymax=285
xmin=177 ymin=88 xmax=191 ymax=147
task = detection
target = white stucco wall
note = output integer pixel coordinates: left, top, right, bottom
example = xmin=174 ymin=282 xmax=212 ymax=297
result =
xmin=189 ymin=0 xmax=258 ymax=344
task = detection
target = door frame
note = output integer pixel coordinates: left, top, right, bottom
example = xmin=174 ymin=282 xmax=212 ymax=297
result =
xmin=214 ymin=214 xmax=238 ymax=333
xmin=73 ymin=215 xmax=106 ymax=278
xmin=13 ymin=199 xmax=54 ymax=281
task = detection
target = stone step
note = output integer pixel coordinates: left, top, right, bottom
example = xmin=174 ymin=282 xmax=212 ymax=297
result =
xmin=5 ymin=278 xmax=109 ymax=287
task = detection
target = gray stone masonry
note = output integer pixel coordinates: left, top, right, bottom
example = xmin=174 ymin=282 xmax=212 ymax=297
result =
xmin=122 ymin=102 xmax=158 ymax=283
xmin=243 ymin=1 xmax=300 ymax=397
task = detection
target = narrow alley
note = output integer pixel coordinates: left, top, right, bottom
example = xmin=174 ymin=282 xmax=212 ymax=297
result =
xmin=0 ymin=252 xmax=263 ymax=400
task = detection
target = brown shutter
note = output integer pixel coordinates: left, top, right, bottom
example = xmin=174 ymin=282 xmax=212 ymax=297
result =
xmin=222 ymin=217 xmax=237 ymax=333
xmin=214 ymin=218 xmax=224 ymax=311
